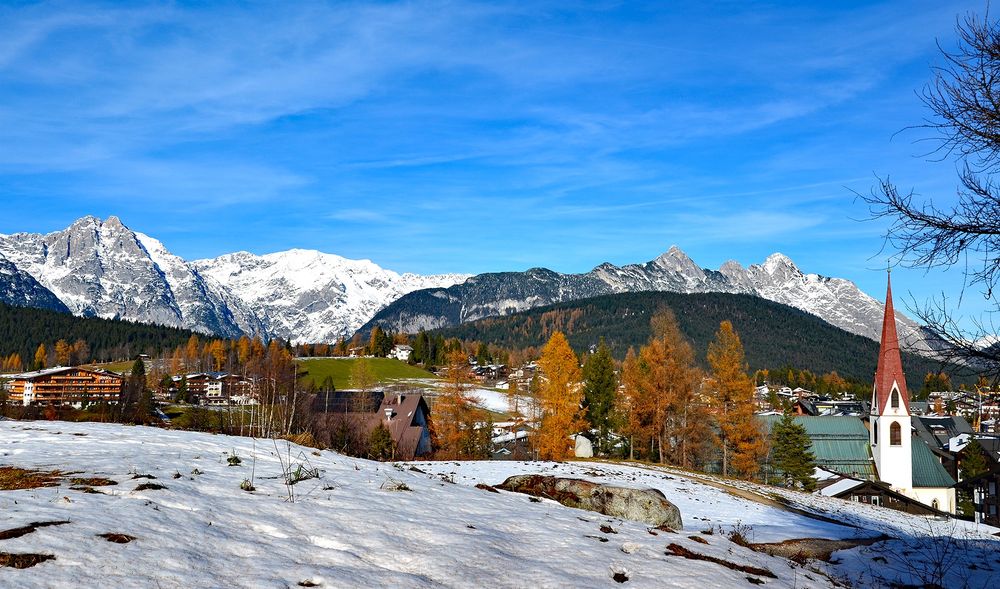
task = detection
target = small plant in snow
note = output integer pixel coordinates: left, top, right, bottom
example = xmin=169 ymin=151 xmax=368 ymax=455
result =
xmin=226 ymin=450 xmax=242 ymax=466
xmin=381 ymin=477 xmax=411 ymax=492
xmin=727 ymin=521 xmax=753 ymax=546
xmin=240 ymin=478 xmax=255 ymax=492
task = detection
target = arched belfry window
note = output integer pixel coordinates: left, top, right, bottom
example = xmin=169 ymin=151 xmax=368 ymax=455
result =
xmin=891 ymin=389 xmax=900 ymax=409
xmin=890 ymin=421 xmax=901 ymax=446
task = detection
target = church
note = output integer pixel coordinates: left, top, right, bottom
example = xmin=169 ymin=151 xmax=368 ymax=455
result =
xmin=869 ymin=273 xmax=956 ymax=513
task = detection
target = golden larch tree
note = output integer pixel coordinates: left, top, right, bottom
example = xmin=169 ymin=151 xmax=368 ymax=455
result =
xmin=54 ymin=340 xmax=71 ymax=366
xmin=536 ymin=331 xmax=585 ymax=460
xmin=433 ymin=349 xmax=483 ymax=459
xmin=33 ymin=343 xmax=47 ymax=370
xmin=707 ymin=321 xmax=767 ymax=479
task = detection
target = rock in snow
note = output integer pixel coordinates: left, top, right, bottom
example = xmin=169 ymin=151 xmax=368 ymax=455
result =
xmin=497 ymin=474 xmax=683 ymax=530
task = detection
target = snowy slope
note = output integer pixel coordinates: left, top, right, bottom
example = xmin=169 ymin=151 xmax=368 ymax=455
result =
xmin=3 ymin=421 xmax=998 ymax=588
xmin=193 ymin=250 xmax=469 ymax=342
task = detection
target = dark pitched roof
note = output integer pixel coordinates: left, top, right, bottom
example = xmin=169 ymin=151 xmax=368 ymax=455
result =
xmin=312 ymin=390 xmax=385 ymax=413
xmin=912 ymin=416 xmax=973 ymax=450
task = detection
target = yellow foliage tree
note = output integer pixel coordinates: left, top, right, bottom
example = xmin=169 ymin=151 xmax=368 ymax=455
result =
xmin=33 ymin=343 xmax=47 ymax=370
xmin=707 ymin=321 xmax=767 ymax=479
xmin=433 ymin=349 xmax=485 ymax=459
xmin=536 ymin=331 xmax=585 ymax=460
xmin=54 ymin=339 xmax=71 ymax=366
xmin=622 ymin=310 xmax=707 ymax=466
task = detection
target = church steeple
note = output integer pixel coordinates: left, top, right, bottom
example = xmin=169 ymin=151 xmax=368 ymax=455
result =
xmin=870 ymin=270 xmax=913 ymax=493
xmin=873 ymin=271 xmax=909 ymax=416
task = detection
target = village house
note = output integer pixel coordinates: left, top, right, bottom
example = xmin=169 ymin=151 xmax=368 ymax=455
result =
xmin=311 ymin=389 xmax=432 ymax=460
xmin=3 ymin=366 xmax=124 ymax=407
xmin=389 ymin=344 xmax=413 ymax=362
xmin=172 ymin=373 xmax=257 ymax=405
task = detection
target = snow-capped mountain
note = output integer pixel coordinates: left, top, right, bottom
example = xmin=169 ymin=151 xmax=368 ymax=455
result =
xmin=0 ymin=251 xmax=69 ymax=313
xmin=362 ymin=247 xmax=936 ymax=354
xmin=0 ymin=216 xmax=262 ymax=338
xmin=192 ymin=250 xmax=469 ymax=342
xmin=0 ymin=216 xmax=935 ymax=351
xmin=0 ymin=216 xmax=467 ymax=341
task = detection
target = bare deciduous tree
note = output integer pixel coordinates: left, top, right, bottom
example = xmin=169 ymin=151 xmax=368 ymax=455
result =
xmin=862 ymin=9 xmax=1000 ymax=376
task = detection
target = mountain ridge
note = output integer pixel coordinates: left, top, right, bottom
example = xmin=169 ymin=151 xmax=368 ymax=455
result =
xmin=361 ymin=245 xmax=938 ymax=355
xmin=0 ymin=217 xmax=934 ymax=353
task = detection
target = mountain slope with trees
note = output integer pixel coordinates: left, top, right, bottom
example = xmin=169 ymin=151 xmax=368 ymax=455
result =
xmin=0 ymin=301 xmax=197 ymax=368
xmin=429 ymin=291 xmax=964 ymax=390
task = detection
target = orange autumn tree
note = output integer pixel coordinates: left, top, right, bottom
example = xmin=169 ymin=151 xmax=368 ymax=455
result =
xmin=622 ymin=309 xmax=708 ymax=466
xmin=536 ymin=331 xmax=585 ymax=460
xmin=434 ymin=349 xmax=486 ymax=459
xmin=707 ymin=320 xmax=767 ymax=479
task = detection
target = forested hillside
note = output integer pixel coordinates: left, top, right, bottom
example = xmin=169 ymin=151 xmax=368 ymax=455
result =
xmin=0 ymin=302 xmax=195 ymax=369
xmin=430 ymin=291 xmax=963 ymax=390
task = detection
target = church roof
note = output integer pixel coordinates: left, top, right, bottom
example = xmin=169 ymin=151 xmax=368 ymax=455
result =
xmin=911 ymin=440 xmax=956 ymax=488
xmin=874 ymin=274 xmax=909 ymax=415
xmin=759 ymin=415 xmax=875 ymax=479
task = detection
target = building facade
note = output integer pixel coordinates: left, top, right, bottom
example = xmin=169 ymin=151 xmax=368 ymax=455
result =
xmin=4 ymin=367 xmax=124 ymax=407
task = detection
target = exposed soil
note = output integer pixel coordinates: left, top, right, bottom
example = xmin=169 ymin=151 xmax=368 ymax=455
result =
xmin=0 ymin=552 xmax=55 ymax=569
xmin=134 ymin=483 xmax=167 ymax=491
xmin=98 ymin=533 xmax=136 ymax=544
xmin=665 ymin=543 xmax=776 ymax=578
xmin=0 ymin=467 xmax=62 ymax=491
xmin=0 ymin=521 xmax=70 ymax=541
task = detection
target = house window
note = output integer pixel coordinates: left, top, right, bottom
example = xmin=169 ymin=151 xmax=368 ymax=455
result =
xmin=890 ymin=421 xmax=901 ymax=446
xmin=891 ymin=390 xmax=900 ymax=409
xmin=873 ymin=421 xmax=879 ymax=445
xmin=932 ymin=499 xmax=939 ymax=510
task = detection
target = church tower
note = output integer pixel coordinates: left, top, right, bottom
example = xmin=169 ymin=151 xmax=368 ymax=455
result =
xmin=870 ymin=272 xmax=913 ymax=492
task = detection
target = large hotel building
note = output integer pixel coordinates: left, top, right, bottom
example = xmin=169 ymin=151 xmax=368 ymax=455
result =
xmin=3 ymin=367 xmax=124 ymax=407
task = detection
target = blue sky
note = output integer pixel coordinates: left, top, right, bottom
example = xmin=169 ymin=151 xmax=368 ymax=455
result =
xmin=0 ymin=1 xmax=990 ymax=320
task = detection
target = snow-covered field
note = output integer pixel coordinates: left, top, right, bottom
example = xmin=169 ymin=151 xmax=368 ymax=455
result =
xmin=2 ymin=421 xmax=998 ymax=588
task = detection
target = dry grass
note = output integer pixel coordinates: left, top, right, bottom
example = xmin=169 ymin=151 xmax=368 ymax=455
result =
xmin=0 ymin=467 xmax=62 ymax=491
xmin=69 ymin=477 xmax=117 ymax=487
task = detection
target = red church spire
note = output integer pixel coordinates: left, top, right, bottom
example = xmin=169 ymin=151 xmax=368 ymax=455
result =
xmin=874 ymin=271 xmax=909 ymax=415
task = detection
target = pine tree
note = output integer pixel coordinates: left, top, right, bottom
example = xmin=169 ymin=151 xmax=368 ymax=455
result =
xmin=122 ymin=357 xmax=147 ymax=424
xmin=957 ymin=440 xmax=990 ymax=516
xmin=707 ymin=321 xmax=768 ymax=479
xmin=769 ymin=412 xmax=817 ymax=490
xmin=536 ymin=331 xmax=585 ymax=460
xmin=582 ymin=338 xmax=617 ymax=454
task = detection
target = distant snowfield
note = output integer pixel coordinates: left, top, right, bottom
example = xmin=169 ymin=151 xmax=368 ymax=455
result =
xmin=1 ymin=421 xmax=998 ymax=588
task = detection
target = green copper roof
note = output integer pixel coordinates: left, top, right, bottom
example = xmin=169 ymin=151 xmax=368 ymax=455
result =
xmin=759 ymin=415 xmax=875 ymax=479
xmin=911 ymin=440 xmax=956 ymax=488
xmin=759 ymin=415 xmax=870 ymax=438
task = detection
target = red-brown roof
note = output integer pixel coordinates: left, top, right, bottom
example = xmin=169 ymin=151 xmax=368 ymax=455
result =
xmin=874 ymin=273 xmax=909 ymax=415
